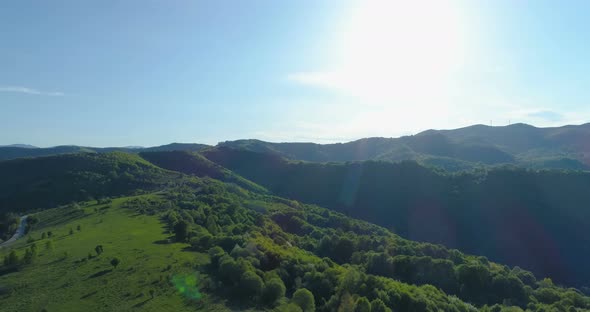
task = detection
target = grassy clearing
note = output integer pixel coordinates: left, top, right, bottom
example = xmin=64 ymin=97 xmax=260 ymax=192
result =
xmin=0 ymin=195 xmax=225 ymax=312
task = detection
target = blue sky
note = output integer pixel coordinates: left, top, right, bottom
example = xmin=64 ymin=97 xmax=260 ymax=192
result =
xmin=1 ymin=0 xmax=589 ymax=147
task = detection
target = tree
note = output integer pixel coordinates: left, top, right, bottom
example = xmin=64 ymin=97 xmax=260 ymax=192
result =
xmin=263 ymin=278 xmax=286 ymax=305
xmin=95 ymin=245 xmax=103 ymax=255
xmin=4 ymin=250 xmax=20 ymax=266
xmin=338 ymin=292 xmax=356 ymax=312
xmin=206 ymin=216 xmax=220 ymax=235
xmin=292 ymin=288 xmax=315 ymax=312
xmin=8 ymin=250 xmax=18 ymax=265
xmin=110 ymin=257 xmax=120 ymax=269
xmin=45 ymin=240 xmax=54 ymax=251
xmin=370 ymin=299 xmax=391 ymax=312
xmin=23 ymin=247 xmax=37 ymax=264
xmin=240 ymin=270 xmax=264 ymax=298
xmin=69 ymin=228 xmax=74 ymax=235
xmin=47 ymin=231 xmax=53 ymax=238
xmin=41 ymin=232 xmax=46 ymax=239
xmin=174 ymin=220 xmax=189 ymax=242
xmin=355 ymin=297 xmax=371 ymax=312
xmin=77 ymin=225 xmax=81 ymax=231
xmin=149 ymin=289 xmax=155 ymax=299
xmin=208 ymin=246 xmax=225 ymax=268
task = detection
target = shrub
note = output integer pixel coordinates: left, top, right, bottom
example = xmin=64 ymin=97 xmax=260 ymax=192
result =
xmin=292 ymin=288 xmax=315 ymax=312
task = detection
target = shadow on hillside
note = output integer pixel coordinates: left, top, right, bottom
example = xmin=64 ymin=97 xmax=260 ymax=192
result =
xmin=88 ymin=269 xmax=112 ymax=279
xmin=132 ymin=298 xmax=152 ymax=308
xmin=153 ymin=239 xmax=172 ymax=245
xmin=80 ymin=290 xmax=98 ymax=299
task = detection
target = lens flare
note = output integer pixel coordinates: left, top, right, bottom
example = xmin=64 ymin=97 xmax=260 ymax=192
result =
xmin=172 ymin=273 xmax=202 ymax=300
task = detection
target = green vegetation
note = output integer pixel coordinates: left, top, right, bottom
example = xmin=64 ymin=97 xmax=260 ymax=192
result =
xmin=1 ymin=151 xmax=590 ymax=311
xmin=202 ymin=148 xmax=590 ymax=287
xmin=0 ymin=152 xmax=183 ymax=213
xmin=217 ymin=123 xmax=590 ymax=171
xmin=0 ymin=198 xmax=216 ymax=312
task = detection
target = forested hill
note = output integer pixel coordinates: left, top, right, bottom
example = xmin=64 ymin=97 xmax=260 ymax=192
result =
xmin=201 ymin=147 xmax=590 ymax=287
xmin=0 ymin=143 xmax=209 ymax=161
xmin=1 ymin=152 xmax=590 ymax=311
xmin=3 ymin=123 xmax=590 ymax=171
xmin=0 ymin=152 xmax=182 ymax=213
xmin=218 ymin=123 xmax=590 ymax=171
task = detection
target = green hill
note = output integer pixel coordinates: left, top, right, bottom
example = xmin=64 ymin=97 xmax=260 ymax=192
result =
xmin=216 ymin=123 xmax=590 ymax=171
xmin=2 ymin=151 xmax=590 ymax=311
xmin=0 ymin=143 xmax=210 ymax=161
xmin=2 ymin=177 xmax=589 ymax=311
xmin=0 ymin=152 xmax=182 ymax=214
xmin=202 ymin=147 xmax=590 ymax=287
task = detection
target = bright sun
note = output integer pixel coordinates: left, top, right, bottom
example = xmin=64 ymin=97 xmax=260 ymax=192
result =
xmin=288 ymin=0 xmax=479 ymax=137
xmin=331 ymin=0 xmax=469 ymax=102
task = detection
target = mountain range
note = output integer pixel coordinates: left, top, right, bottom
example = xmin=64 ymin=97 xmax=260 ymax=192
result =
xmin=2 ymin=122 xmax=590 ymax=311
xmin=3 ymin=123 xmax=590 ymax=171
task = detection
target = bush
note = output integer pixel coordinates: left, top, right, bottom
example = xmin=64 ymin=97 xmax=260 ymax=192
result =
xmin=370 ymin=298 xmax=391 ymax=312
xmin=355 ymin=297 xmax=371 ymax=312
xmin=263 ymin=278 xmax=286 ymax=305
xmin=292 ymin=288 xmax=315 ymax=312
xmin=240 ymin=270 xmax=264 ymax=298
xmin=111 ymin=257 xmax=120 ymax=269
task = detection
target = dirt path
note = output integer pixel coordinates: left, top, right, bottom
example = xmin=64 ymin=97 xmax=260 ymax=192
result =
xmin=0 ymin=216 xmax=27 ymax=248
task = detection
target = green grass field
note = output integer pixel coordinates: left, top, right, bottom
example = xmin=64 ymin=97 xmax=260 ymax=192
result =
xmin=0 ymin=195 xmax=227 ymax=312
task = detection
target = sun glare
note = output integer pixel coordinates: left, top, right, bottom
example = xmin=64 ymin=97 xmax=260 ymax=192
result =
xmin=328 ymin=0 xmax=470 ymax=103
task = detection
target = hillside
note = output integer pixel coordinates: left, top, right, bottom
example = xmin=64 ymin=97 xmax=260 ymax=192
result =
xmin=202 ymin=147 xmax=590 ymax=287
xmin=2 ymin=174 xmax=590 ymax=311
xmin=3 ymin=123 xmax=590 ymax=171
xmin=0 ymin=143 xmax=210 ymax=161
xmin=0 ymin=152 xmax=182 ymax=214
xmin=217 ymin=123 xmax=590 ymax=171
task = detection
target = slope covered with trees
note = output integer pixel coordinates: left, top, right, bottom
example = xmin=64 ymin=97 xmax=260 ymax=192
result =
xmin=217 ymin=123 xmax=590 ymax=170
xmin=2 ymin=176 xmax=590 ymax=311
xmin=2 ymin=151 xmax=590 ymax=311
xmin=202 ymin=147 xmax=590 ymax=287
xmin=0 ymin=143 xmax=209 ymax=161
xmin=0 ymin=152 xmax=181 ymax=213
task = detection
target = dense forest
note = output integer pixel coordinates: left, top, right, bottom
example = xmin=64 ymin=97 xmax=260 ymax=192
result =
xmin=0 ymin=152 xmax=181 ymax=213
xmin=200 ymin=148 xmax=590 ymax=287
xmin=1 ymin=151 xmax=590 ymax=311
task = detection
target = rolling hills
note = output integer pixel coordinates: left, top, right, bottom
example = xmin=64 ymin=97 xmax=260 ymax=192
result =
xmin=1 ymin=153 xmax=590 ymax=311
xmin=2 ymin=138 xmax=590 ymax=311
xmin=3 ymin=123 xmax=590 ymax=171
xmin=217 ymin=123 xmax=590 ymax=171
xmin=200 ymin=147 xmax=590 ymax=287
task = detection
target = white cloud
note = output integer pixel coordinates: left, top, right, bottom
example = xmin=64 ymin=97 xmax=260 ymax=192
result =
xmin=0 ymin=86 xmax=64 ymax=96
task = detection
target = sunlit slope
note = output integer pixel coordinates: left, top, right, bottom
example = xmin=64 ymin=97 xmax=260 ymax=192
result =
xmin=2 ymin=181 xmax=590 ymax=311
xmin=0 ymin=196 xmax=220 ymax=312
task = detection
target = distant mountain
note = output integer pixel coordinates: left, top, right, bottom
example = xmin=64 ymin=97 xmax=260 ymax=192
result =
xmin=2 ymin=123 xmax=590 ymax=170
xmin=218 ymin=123 xmax=590 ymax=171
xmin=0 ymin=144 xmax=37 ymax=149
xmin=0 ymin=143 xmax=210 ymax=161
xmin=140 ymin=142 xmax=209 ymax=152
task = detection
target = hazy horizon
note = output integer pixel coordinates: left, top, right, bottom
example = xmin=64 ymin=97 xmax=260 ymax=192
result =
xmin=2 ymin=120 xmax=589 ymax=148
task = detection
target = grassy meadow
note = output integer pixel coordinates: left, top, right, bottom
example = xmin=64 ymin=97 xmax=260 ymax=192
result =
xmin=0 ymin=195 xmax=226 ymax=312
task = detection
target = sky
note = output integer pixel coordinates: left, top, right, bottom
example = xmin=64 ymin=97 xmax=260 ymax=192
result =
xmin=1 ymin=0 xmax=590 ymax=147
